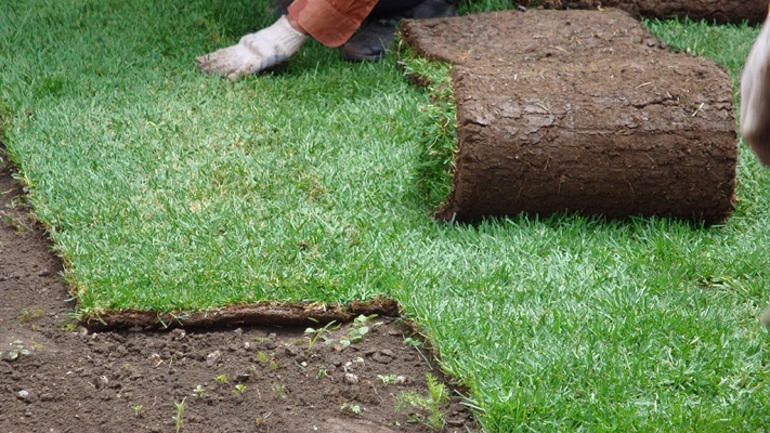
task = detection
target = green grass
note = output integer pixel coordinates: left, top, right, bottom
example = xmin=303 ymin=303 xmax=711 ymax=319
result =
xmin=3 ymin=1 xmax=770 ymax=431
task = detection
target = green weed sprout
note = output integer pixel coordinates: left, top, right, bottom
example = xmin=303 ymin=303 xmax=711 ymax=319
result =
xmin=173 ymin=397 xmax=186 ymax=433
xmin=1 ymin=340 xmax=31 ymax=361
xmin=395 ymin=373 xmax=449 ymax=430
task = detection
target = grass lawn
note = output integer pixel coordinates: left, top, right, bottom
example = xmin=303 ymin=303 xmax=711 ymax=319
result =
xmin=3 ymin=0 xmax=770 ymax=430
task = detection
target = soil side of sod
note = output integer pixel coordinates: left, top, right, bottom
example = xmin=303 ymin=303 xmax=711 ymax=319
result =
xmin=0 ymin=151 xmax=476 ymax=432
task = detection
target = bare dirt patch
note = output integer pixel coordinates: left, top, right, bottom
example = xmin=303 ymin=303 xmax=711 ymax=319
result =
xmin=0 ymin=150 xmax=475 ymax=432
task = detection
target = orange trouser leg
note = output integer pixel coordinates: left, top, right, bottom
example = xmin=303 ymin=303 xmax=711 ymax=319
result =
xmin=288 ymin=0 xmax=379 ymax=47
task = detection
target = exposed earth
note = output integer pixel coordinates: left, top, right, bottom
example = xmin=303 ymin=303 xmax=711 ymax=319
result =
xmin=0 ymin=149 xmax=476 ymax=432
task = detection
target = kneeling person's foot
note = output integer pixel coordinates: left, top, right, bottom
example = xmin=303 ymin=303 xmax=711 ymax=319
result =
xmin=340 ymin=0 xmax=456 ymax=62
xmin=340 ymin=20 xmax=399 ymax=62
xmin=406 ymin=0 xmax=458 ymax=19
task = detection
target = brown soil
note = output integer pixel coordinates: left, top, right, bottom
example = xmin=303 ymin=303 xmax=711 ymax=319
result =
xmin=400 ymin=9 xmax=737 ymax=224
xmin=0 ymin=151 xmax=475 ymax=432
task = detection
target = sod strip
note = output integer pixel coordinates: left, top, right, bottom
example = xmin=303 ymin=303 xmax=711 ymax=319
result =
xmin=83 ymin=296 xmax=400 ymax=331
xmin=514 ymin=0 xmax=767 ymax=25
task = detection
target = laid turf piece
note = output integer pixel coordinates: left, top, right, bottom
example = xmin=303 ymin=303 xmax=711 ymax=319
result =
xmin=516 ymin=0 xmax=767 ymax=25
xmin=400 ymin=9 xmax=737 ymax=224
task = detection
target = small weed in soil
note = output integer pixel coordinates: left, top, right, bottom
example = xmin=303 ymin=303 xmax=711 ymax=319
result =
xmin=1 ymin=339 xmax=31 ymax=361
xmin=396 ymin=373 xmax=451 ymax=430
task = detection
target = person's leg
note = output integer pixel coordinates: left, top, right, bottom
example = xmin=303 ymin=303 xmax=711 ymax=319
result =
xmin=196 ymin=0 xmax=454 ymax=79
xmin=339 ymin=0 xmax=457 ymax=62
xmin=741 ymin=4 xmax=770 ymax=165
xmin=197 ymin=0 xmax=381 ymax=79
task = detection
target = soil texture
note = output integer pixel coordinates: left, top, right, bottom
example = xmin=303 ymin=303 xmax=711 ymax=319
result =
xmin=400 ymin=9 xmax=737 ymax=224
xmin=0 ymin=152 xmax=476 ymax=432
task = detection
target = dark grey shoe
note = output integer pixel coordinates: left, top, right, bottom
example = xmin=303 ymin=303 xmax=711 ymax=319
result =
xmin=404 ymin=0 xmax=458 ymax=19
xmin=340 ymin=0 xmax=457 ymax=62
xmin=340 ymin=20 xmax=400 ymax=62
xmin=273 ymin=0 xmax=291 ymax=17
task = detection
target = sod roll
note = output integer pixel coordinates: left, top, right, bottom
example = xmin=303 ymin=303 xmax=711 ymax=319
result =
xmin=399 ymin=9 xmax=737 ymax=224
